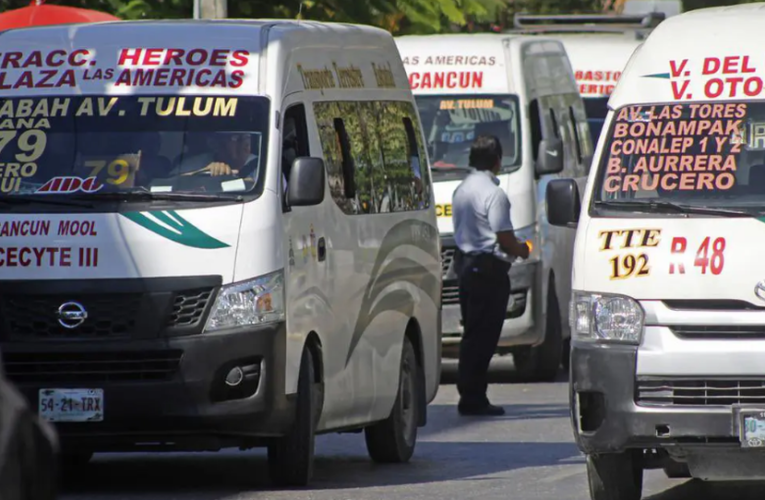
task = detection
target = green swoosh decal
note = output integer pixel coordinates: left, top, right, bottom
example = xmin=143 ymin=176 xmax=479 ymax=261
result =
xmin=121 ymin=210 xmax=230 ymax=249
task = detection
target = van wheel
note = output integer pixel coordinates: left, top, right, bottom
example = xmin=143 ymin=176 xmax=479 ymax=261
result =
xmin=364 ymin=336 xmax=419 ymax=463
xmin=513 ymin=285 xmax=563 ymax=382
xmin=267 ymin=347 xmax=318 ymax=487
xmin=663 ymin=460 xmax=691 ymax=478
xmin=586 ymin=451 xmax=643 ymax=500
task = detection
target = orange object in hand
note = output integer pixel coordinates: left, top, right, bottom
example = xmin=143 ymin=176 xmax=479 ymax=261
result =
xmin=525 ymin=240 xmax=533 ymax=253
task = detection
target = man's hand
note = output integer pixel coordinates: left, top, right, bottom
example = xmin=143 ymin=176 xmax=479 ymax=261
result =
xmin=497 ymin=231 xmax=530 ymax=259
xmin=203 ymin=162 xmax=239 ymax=176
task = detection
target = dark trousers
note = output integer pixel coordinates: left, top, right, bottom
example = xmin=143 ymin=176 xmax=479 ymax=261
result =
xmin=455 ymin=251 xmax=511 ymax=407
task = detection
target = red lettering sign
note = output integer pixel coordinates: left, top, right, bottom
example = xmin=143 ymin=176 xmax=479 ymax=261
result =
xmin=36 ymin=176 xmax=103 ymax=194
xmin=408 ymin=71 xmax=483 ymax=90
xmin=117 ymin=48 xmax=249 ymax=68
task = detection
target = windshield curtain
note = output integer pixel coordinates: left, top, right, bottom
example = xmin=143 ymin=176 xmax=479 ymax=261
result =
xmin=0 ymin=95 xmax=269 ymax=197
xmin=592 ymin=101 xmax=765 ymax=210
xmin=583 ymin=96 xmax=609 ymax=145
xmin=414 ymin=94 xmax=521 ymax=177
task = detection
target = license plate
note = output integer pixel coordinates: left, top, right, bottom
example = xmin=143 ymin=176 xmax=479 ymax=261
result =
xmin=740 ymin=409 xmax=765 ymax=448
xmin=38 ymin=389 xmax=103 ymax=422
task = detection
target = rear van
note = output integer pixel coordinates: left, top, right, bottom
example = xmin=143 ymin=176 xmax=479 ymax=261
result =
xmin=395 ymin=33 xmax=593 ymax=380
xmin=508 ymin=13 xmax=665 ymax=144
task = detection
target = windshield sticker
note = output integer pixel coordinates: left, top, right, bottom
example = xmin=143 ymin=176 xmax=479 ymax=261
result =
xmin=439 ymin=99 xmax=494 ymax=110
xmin=36 ymin=176 xmax=102 ymax=194
xmin=599 ymin=228 xmax=660 ymax=280
xmin=602 ymin=103 xmax=745 ymax=194
xmin=120 ymin=210 xmax=229 ymax=249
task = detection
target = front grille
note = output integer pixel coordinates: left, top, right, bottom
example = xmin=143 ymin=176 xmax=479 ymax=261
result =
xmin=671 ymin=325 xmax=765 ymax=340
xmin=441 ymin=247 xmax=455 ymax=276
xmin=442 ymin=285 xmax=460 ymax=305
xmin=167 ymin=288 xmax=215 ymax=328
xmin=3 ymin=350 xmax=183 ymax=384
xmin=0 ymin=294 xmax=141 ymax=340
xmin=637 ymin=377 xmax=765 ymax=407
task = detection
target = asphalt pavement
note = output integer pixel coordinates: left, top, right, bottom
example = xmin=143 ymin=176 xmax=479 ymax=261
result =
xmin=59 ymin=357 xmax=765 ymax=500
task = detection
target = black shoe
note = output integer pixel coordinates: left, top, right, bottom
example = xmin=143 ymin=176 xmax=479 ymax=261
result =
xmin=458 ymin=403 xmax=505 ymax=416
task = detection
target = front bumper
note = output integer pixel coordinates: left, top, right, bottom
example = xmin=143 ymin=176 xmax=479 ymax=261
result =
xmin=571 ymin=342 xmax=742 ymax=455
xmin=5 ymin=323 xmax=293 ymax=452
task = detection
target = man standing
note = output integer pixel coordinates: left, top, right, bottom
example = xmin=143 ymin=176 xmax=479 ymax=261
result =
xmin=452 ymin=135 xmax=530 ymax=416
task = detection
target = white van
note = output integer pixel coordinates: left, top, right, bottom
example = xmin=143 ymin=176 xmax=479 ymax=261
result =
xmin=510 ymin=13 xmax=665 ymax=144
xmin=547 ymin=4 xmax=765 ymax=498
xmin=0 ymin=19 xmax=442 ymax=486
xmin=394 ymin=33 xmax=592 ymax=381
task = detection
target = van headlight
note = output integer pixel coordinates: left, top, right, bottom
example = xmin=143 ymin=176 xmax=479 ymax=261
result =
xmin=570 ymin=291 xmax=644 ymax=344
xmin=204 ymin=271 xmax=285 ymax=332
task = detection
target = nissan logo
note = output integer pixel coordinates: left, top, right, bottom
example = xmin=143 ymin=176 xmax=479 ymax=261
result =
xmin=755 ymin=281 xmax=765 ymax=303
xmin=57 ymin=302 xmax=88 ymax=329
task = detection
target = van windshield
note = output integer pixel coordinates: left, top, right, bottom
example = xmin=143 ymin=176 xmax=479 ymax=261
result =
xmin=0 ymin=95 xmax=269 ymax=200
xmin=592 ymin=101 xmax=765 ymax=215
xmin=583 ymin=97 xmax=609 ymax=145
xmin=413 ymin=94 xmax=521 ymax=180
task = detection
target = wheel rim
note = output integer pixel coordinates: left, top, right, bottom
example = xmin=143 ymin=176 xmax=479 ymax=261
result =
xmin=400 ymin=358 xmax=416 ymax=447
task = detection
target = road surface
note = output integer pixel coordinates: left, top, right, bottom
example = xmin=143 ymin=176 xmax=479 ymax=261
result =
xmin=59 ymin=358 xmax=765 ymax=500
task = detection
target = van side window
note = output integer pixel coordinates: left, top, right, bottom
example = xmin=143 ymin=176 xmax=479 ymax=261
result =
xmin=568 ymin=106 xmax=583 ymax=165
xmin=313 ymin=100 xmax=431 ymax=216
xmin=333 ymin=117 xmax=356 ymax=200
xmin=529 ymin=99 xmax=542 ymax=162
xmin=312 ymin=101 xmax=354 ymax=213
xmin=282 ymin=104 xmax=310 ymax=208
xmin=377 ymin=101 xmax=426 ymax=213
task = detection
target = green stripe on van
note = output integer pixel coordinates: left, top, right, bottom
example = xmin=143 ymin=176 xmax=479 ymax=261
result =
xmin=121 ymin=210 xmax=230 ymax=249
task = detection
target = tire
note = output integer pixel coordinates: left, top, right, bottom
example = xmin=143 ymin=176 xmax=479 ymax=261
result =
xmin=267 ymin=347 xmax=318 ymax=487
xmin=561 ymin=337 xmax=571 ymax=371
xmin=663 ymin=460 xmax=691 ymax=479
xmin=514 ymin=284 xmax=563 ymax=382
xmin=586 ymin=451 xmax=644 ymax=500
xmin=364 ymin=336 xmax=419 ymax=463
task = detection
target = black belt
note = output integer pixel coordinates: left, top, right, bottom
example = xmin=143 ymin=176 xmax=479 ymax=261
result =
xmin=454 ymin=249 xmax=511 ymax=275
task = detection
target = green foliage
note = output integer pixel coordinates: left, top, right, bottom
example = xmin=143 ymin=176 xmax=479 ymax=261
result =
xmin=16 ymin=0 xmax=753 ymax=33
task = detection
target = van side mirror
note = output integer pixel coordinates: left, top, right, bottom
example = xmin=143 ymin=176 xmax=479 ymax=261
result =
xmin=546 ymin=178 xmax=580 ymax=228
xmin=288 ymin=157 xmax=325 ymax=207
xmin=536 ymin=138 xmax=564 ymax=176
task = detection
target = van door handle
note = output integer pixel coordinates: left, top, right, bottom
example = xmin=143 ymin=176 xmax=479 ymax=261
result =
xmin=318 ymin=237 xmax=326 ymax=262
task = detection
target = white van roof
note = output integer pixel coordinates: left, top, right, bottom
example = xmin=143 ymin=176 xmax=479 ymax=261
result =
xmin=0 ymin=19 xmax=399 ymax=97
xmin=556 ymin=34 xmax=641 ymax=98
xmin=610 ymin=3 xmax=765 ymax=108
xmin=505 ymin=14 xmax=659 ymax=98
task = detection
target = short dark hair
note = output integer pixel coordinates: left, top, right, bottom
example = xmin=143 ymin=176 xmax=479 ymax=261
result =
xmin=469 ymin=135 xmax=502 ymax=171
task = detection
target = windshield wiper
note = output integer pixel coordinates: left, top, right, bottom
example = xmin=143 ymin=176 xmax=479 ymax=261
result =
xmin=430 ymin=165 xmax=472 ymax=171
xmin=593 ymin=200 xmax=753 ymax=217
xmin=69 ymin=191 xmax=241 ymax=202
xmin=0 ymin=195 xmax=94 ymax=208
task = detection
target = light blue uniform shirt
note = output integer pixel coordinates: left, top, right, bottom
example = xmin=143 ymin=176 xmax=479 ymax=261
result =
xmin=452 ymin=169 xmax=514 ymax=262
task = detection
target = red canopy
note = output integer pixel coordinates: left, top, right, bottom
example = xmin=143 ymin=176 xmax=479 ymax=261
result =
xmin=0 ymin=0 xmax=120 ymax=31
